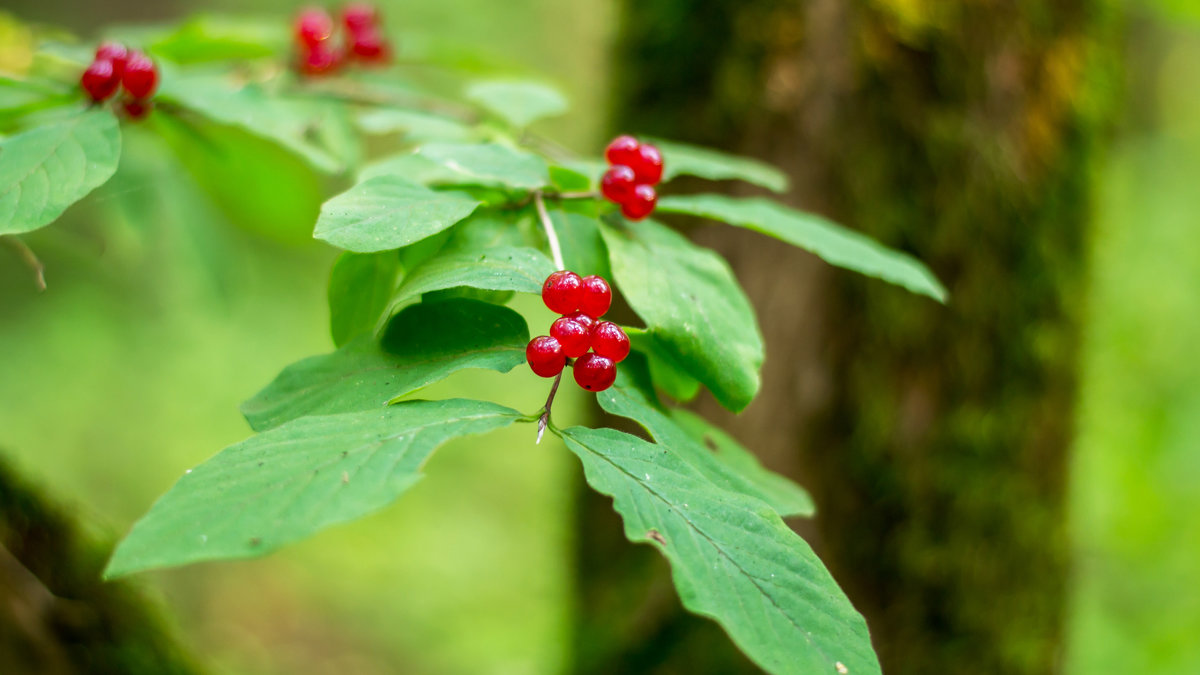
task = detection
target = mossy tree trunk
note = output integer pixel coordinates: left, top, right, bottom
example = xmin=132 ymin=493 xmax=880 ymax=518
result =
xmin=573 ymin=2 xmax=1115 ymax=673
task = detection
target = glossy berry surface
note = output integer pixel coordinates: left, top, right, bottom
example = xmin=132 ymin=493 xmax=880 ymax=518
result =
xmin=95 ymin=43 xmax=128 ymax=73
xmin=629 ymin=143 xmax=664 ymax=185
xmin=566 ymin=311 xmax=595 ymax=332
xmin=600 ymin=165 xmax=636 ymax=204
xmin=591 ymin=321 xmax=630 ymax=362
xmin=300 ymin=44 xmax=341 ymax=76
xmin=121 ymin=98 xmax=152 ymax=120
xmin=81 ymin=60 xmax=119 ymax=102
xmin=121 ymin=52 xmax=158 ymax=99
xmin=542 ymin=270 xmax=583 ymax=314
xmin=550 ymin=316 xmax=591 ymax=358
xmin=578 ymin=275 xmax=612 ymax=318
xmin=526 ymin=336 xmax=566 ymax=378
xmin=621 ymin=184 xmax=657 ymax=220
xmin=342 ymin=3 xmax=379 ymax=32
xmin=296 ymin=8 xmax=334 ymax=47
xmin=349 ymin=28 xmax=389 ymax=62
xmin=573 ymin=353 xmax=617 ymax=392
xmin=605 ymin=135 xmax=640 ymax=167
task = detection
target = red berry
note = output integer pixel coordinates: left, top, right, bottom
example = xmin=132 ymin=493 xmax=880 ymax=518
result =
xmin=542 ymin=270 xmax=583 ymax=314
xmin=299 ymin=43 xmax=342 ymax=76
xmin=296 ymin=8 xmax=334 ymax=47
xmin=527 ymin=336 xmax=566 ymax=378
xmin=578 ymin=275 xmax=612 ymax=318
xmin=629 ymin=143 xmax=664 ymax=185
xmin=566 ymin=311 xmax=596 ymax=332
xmin=121 ymin=52 xmax=158 ymax=99
xmin=591 ymin=321 xmax=630 ymax=362
xmin=601 ymin=165 xmax=636 ymax=204
xmin=81 ymin=59 xmax=119 ymax=102
xmin=605 ymin=135 xmax=640 ymax=167
xmin=349 ymin=28 xmax=390 ymax=63
xmin=121 ymin=98 xmax=152 ymax=120
xmin=573 ymin=353 xmax=617 ymax=392
xmin=550 ymin=316 xmax=591 ymax=358
xmin=621 ymin=184 xmax=657 ymax=220
xmin=342 ymin=3 xmax=379 ymax=32
xmin=95 ymin=43 xmax=129 ymax=74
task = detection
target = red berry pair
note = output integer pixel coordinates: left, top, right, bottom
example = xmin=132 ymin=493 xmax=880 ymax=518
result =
xmin=295 ymin=4 xmax=390 ymax=77
xmin=527 ymin=271 xmax=631 ymax=393
xmin=80 ymin=43 xmax=158 ymax=120
xmin=601 ymin=135 xmax=663 ymax=221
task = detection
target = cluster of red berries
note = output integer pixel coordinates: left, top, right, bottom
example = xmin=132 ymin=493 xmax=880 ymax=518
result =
xmin=527 ymin=271 xmax=631 ymax=393
xmin=79 ymin=43 xmax=158 ymax=120
xmin=295 ymin=4 xmax=391 ymax=76
xmin=600 ymin=135 xmax=663 ymax=221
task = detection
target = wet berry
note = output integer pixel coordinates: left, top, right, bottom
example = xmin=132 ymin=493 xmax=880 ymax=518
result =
xmin=81 ymin=59 xmax=119 ymax=102
xmin=527 ymin=336 xmax=566 ymax=378
xmin=542 ymin=270 xmax=583 ymax=314
xmin=621 ymin=184 xmax=657 ymax=221
xmin=121 ymin=52 xmax=158 ymax=99
xmin=578 ymin=275 xmax=612 ymax=318
xmin=605 ymin=134 xmax=640 ymax=167
xmin=296 ymin=8 xmax=334 ymax=47
xmin=95 ymin=43 xmax=129 ymax=74
xmin=601 ymin=165 xmax=636 ymax=204
xmin=566 ymin=311 xmax=596 ymax=332
xmin=629 ymin=143 xmax=663 ymax=185
xmin=591 ymin=321 xmax=630 ymax=362
xmin=573 ymin=353 xmax=617 ymax=392
xmin=342 ymin=3 xmax=379 ymax=32
xmin=300 ymin=43 xmax=342 ymax=76
xmin=550 ymin=316 xmax=591 ymax=358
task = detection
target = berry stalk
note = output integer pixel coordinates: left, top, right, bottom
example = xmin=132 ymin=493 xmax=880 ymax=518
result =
xmin=533 ymin=191 xmax=566 ymax=271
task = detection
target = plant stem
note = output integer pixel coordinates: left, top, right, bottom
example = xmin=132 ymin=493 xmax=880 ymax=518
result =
xmin=548 ymin=191 xmax=601 ymax=200
xmin=534 ymin=191 xmax=566 ymax=271
xmin=537 ymin=371 xmax=563 ymax=444
xmin=2 ymin=236 xmax=46 ymax=292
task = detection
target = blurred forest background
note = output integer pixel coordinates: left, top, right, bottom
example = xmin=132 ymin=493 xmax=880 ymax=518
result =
xmin=1 ymin=0 xmax=1199 ymax=673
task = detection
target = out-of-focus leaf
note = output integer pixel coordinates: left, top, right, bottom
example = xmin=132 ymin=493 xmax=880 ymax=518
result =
xmin=328 ymin=251 xmax=401 ymax=347
xmin=417 ymin=142 xmax=549 ymax=189
xmin=561 ymin=425 xmax=880 ymax=675
xmin=600 ymin=219 xmax=763 ymax=412
xmin=658 ymin=194 xmax=948 ymax=302
xmin=549 ymin=164 xmax=592 ymax=192
xmin=242 ymin=299 xmax=527 ymax=431
xmin=0 ymin=108 xmax=120 ymax=235
xmin=653 ymin=138 xmax=788 ymax=193
xmin=106 ymin=399 xmax=522 ymax=577
xmin=357 ymin=109 xmax=474 ymax=142
xmin=149 ymin=15 xmax=286 ymax=63
xmin=152 ymin=109 xmax=321 ymax=245
xmin=465 ymin=79 xmax=567 ymax=127
xmin=314 ymin=175 xmax=480 ymax=252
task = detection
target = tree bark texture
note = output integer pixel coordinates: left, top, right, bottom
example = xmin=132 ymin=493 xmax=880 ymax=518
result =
xmin=574 ymin=2 xmax=1116 ymax=673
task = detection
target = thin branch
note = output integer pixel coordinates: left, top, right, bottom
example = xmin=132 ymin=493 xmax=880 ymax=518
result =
xmin=534 ymin=191 xmax=566 ymax=271
xmin=3 ymin=236 xmax=46 ymax=292
xmin=547 ymin=190 xmax=600 ymax=200
xmin=537 ymin=370 xmax=564 ymax=444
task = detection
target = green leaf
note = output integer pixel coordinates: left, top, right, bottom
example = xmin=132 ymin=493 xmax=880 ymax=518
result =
xmin=626 ymin=329 xmax=701 ymax=403
xmin=360 ymin=152 xmax=466 ymax=186
xmin=549 ymin=210 xmax=610 ymax=279
xmin=106 ymin=399 xmax=522 ymax=577
xmin=391 ymin=246 xmax=554 ymax=309
xmin=242 ymin=299 xmax=528 ymax=431
xmin=658 ymin=194 xmax=948 ymax=302
xmin=561 ymin=426 xmax=879 ymax=675
xmin=357 ymin=109 xmax=474 ymax=142
xmin=465 ymin=79 xmax=568 ymax=128
xmin=600 ymin=220 xmax=763 ymax=412
xmin=314 ymin=175 xmax=481 ymax=253
xmin=149 ymin=15 xmax=285 ymax=63
xmin=549 ymin=164 xmax=592 ymax=192
xmin=328 ymin=251 xmax=401 ymax=347
xmin=417 ymin=142 xmax=549 ymax=190
xmin=598 ymin=380 xmax=814 ymax=517
xmin=0 ymin=109 xmax=120 ymax=235
xmin=653 ymin=139 xmax=788 ymax=193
